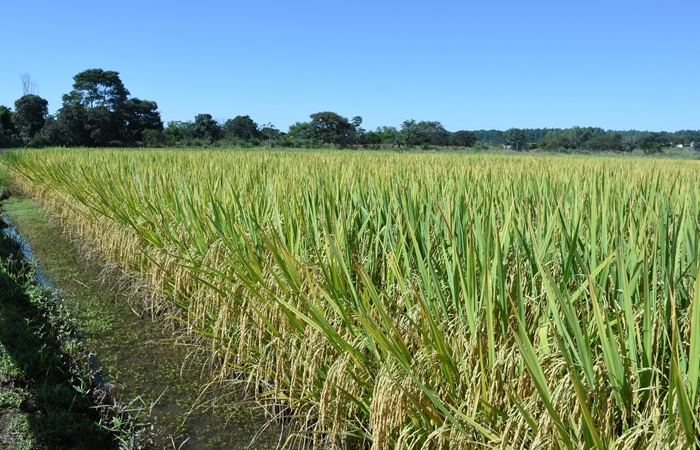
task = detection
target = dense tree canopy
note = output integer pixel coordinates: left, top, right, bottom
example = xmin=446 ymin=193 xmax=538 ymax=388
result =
xmin=504 ymin=128 xmax=526 ymax=150
xmin=362 ymin=126 xmax=399 ymax=146
xmin=582 ymin=133 xmax=627 ymax=152
xmin=672 ymin=130 xmax=700 ymax=145
xmin=637 ymin=133 xmax=666 ymax=154
xmin=308 ymin=111 xmax=356 ymax=146
xmin=0 ymin=106 xmax=13 ymax=131
xmin=287 ymin=121 xmax=313 ymax=141
xmin=540 ymin=130 xmax=573 ymax=149
xmin=118 ymin=99 xmax=163 ymax=141
xmin=450 ymin=130 xmax=477 ymax=147
xmin=471 ymin=129 xmax=503 ymax=145
xmin=65 ymin=69 xmax=130 ymax=110
xmin=0 ymin=106 xmax=17 ymax=146
xmin=13 ymin=95 xmax=48 ymax=143
xmin=42 ymin=103 xmax=89 ymax=146
xmin=400 ymin=120 xmax=450 ymax=147
xmin=223 ymin=115 xmax=260 ymax=141
xmin=191 ymin=114 xmax=222 ymax=142
xmin=47 ymin=69 xmax=163 ymax=146
xmin=259 ymin=123 xmax=281 ymax=143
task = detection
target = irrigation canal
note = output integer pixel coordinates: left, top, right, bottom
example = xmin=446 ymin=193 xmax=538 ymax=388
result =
xmin=1 ymin=193 xmax=283 ymax=449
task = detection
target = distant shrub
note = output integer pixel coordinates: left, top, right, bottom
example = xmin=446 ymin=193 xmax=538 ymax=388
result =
xmin=142 ymin=129 xmax=165 ymax=147
xmin=181 ymin=138 xmax=209 ymax=147
xmin=26 ymin=134 xmax=50 ymax=148
xmin=643 ymin=142 xmax=664 ymax=154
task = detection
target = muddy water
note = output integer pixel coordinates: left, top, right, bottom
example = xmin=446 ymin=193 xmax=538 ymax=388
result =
xmin=2 ymin=195 xmax=283 ymax=449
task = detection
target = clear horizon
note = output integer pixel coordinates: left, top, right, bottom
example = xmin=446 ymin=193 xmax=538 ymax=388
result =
xmin=2 ymin=0 xmax=698 ymax=133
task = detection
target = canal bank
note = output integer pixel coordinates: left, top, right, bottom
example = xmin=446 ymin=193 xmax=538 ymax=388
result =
xmin=0 ymin=184 xmax=283 ymax=449
xmin=0 ymin=209 xmax=119 ymax=449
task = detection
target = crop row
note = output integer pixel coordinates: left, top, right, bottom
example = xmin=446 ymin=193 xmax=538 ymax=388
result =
xmin=4 ymin=148 xmax=700 ymax=449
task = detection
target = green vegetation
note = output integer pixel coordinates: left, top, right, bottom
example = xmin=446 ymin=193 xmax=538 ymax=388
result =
xmin=0 ymin=204 xmax=115 ymax=447
xmin=474 ymin=127 xmax=700 ymax=152
xmin=12 ymin=95 xmax=48 ymax=146
xmin=2 ymin=69 xmax=163 ymax=148
xmin=4 ymin=148 xmax=700 ymax=448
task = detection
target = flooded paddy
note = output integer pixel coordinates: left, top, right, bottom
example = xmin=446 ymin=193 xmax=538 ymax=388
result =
xmin=2 ymin=194 xmax=283 ymax=449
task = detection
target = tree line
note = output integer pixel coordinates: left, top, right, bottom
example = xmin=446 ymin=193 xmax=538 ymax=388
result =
xmin=1 ymin=69 xmax=698 ymax=154
xmin=139 ymin=112 xmax=480 ymax=150
xmin=474 ymin=128 xmax=700 ymax=154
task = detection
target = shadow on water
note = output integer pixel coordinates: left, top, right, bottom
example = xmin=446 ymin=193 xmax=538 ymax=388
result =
xmin=1 ymin=195 xmax=284 ymax=449
xmin=3 ymin=225 xmax=56 ymax=295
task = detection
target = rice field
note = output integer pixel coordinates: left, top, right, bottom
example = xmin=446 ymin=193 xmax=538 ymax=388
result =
xmin=3 ymin=148 xmax=700 ymax=449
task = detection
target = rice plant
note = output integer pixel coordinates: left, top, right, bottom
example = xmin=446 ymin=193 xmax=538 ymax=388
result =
xmin=3 ymin=148 xmax=700 ymax=449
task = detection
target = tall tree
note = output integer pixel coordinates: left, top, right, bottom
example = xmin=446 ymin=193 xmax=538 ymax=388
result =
xmin=583 ymin=133 xmax=625 ymax=151
xmin=39 ymin=116 xmax=63 ymax=146
xmin=44 ymin=103 xmax=90 ymax=146
xmin=309 ymin=112 xmax=355 ymax=146
xmin=118 ymin=98 xmax=163 ymax=141
xmin=373 ymin=126 xmax=399 ymax=144
xmin=562 ymin=126 xmax=602 ymax=148
xmin=85 ymin=106 xmax=120 ymax=145
xmin=13 ymin=95 xmax=48 ymax=143
xmin=49 ymin=69 xmax=162 ymax=145
xmin=191 ymin=114 xmax=221 ymax=142
xmin=287 ymin=121 xmax=313 ymax=140
xmin=400 ymin=120 xmax=449 ymax=147
xmin=163 ymin=121 xmax=193 ymax=144
xmin=0 ymin=106 xmax=12 ymax=130
xmin=637 ymin=132 xmax=666 ymax=154
xmin=0 ymin=106 xmax=18 ymax=147
xmin=450 ymin=130 xmax=477 ymax=147
xmin=540 ymin=130 xmax=574 ymax=149
xmin=418 ymin=121 xmax=449 ymax=146
xmin=400 ymin=120 xmax=420 ymax=146
xmin=504 ymin=128 xmax=526 ymax=150
xmin=351 ymin=116 xmax=365 ymax=143
xmin=259 ymin=123 xmax=280 ymax=147
xmin=64 ymin=69 xmax=130 ymax=110
xmin=223 ymin=115 xmax=260 ymax=141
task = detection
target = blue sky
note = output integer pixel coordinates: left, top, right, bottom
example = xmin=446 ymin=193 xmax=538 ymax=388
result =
xmin=2 ymin=0 xmax=698 ymax=132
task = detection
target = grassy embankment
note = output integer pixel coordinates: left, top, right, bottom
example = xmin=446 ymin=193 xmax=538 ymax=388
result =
xmin=3 ymin=148 xmax=700 ymax=449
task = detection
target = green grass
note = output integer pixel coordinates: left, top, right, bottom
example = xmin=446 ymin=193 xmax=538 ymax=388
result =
xmin=0 ymin=166 xmax=9 ymax=189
